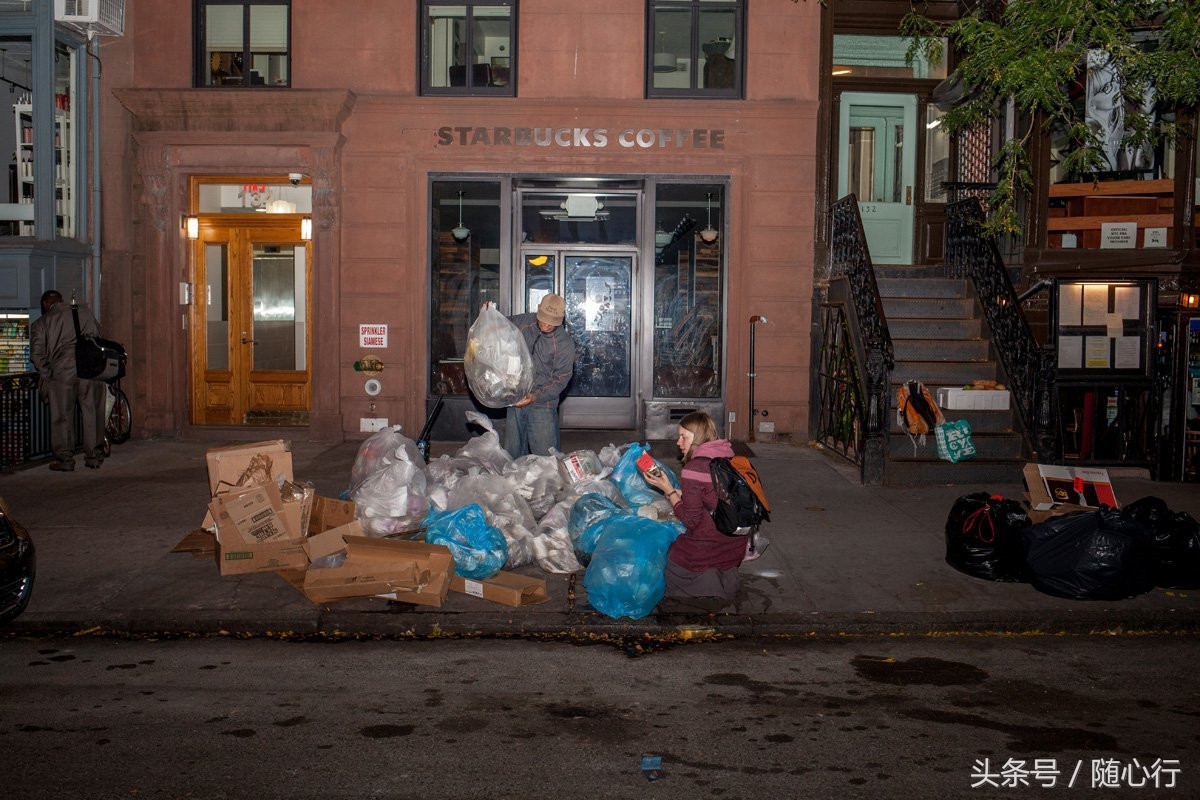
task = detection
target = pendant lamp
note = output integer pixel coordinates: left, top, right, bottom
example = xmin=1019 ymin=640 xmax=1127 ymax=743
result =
xmin=699 ymin=192 xmax=719 ymax=243
xmin=451 ymin=190 xmax=471 ymax=242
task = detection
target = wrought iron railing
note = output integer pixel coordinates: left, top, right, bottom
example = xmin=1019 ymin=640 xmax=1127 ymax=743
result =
xmin=817 ymin=195 xmax=894 ymax=483
xmin=945 ymin=199 xmax=1061 ymax=461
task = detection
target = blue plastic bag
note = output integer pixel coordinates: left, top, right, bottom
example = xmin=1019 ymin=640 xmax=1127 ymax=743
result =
xmin=583 ymin=515 xmax=684 ymax=620
xmin=609 ymin=443 xmax=679 ymax=507
xmin=568 ymin=493 xmax=625 ymax=564
xmin=424 ymin=503 xmax=508 ymax=580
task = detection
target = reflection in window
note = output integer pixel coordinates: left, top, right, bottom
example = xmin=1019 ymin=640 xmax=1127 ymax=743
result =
xmin=648 ymin=1 xmax=743 ymax=98
xmin=832 ymin=35 xmax=947 ymax=80
xmin=925 ymin=106 xmax=950 ymax=203
xmin=251 ymin=245 xmax=306 ymax=371
xmin=197 ymin=1 xmax=290 ymax=87
xmin=652 ymin=183 xmax=724 ymax=399
xmin=422 ymin=1 xmax=514 ymax=96
xmin=520 ymin=192 xmax=636 ymax=246
xmin=430 ymin=180 xmax=502 ymax=396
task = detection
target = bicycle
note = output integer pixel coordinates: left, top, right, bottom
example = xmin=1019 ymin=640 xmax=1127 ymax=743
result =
xmin=98 ymin=378 xmax=131 ymax=458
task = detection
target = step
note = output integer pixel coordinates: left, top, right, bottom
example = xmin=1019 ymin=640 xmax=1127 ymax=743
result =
xmin=888 ymin=317 xmax=983 ymax=340
xmin=877 ymin=277 xmax=970 ymax=299
xmin=892 ymin=338 xmax=990 ymax=362
xmin=882 ymin=457 xmax=1027 ymax=487
xmin=881 ymin=296 xmax=977 ymax=319
xmin=888 ymin=405 xmax=1016 ymax=434
xmin=887 ymin=430 xmax=1024 ymax=460
xmin=891 ymin=361 xmax=998 ymax=386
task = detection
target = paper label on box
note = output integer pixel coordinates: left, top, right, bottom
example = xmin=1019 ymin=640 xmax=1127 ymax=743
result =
xmin=463 ymin=579 xmax=485 ymax=598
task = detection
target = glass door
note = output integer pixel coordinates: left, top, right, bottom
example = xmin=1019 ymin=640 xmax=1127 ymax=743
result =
xmin=837 ymin=91 xmax=917 ymax=264
xmin=518 ymin=250 xmax=637 ymax=428
xmin=192 ymin=219 xmax=311 ymax=425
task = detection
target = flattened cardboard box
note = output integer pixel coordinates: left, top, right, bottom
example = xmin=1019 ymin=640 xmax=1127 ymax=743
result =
xmin=206 ymin=439 xmax=293 ymax=496
xmin=209 ymin=482 xmax=306 ymax=576
xmin=301 ymin=534 xmax=453 ymax=606
xmin=308 ymin=495 xmax=356 ymax=534
xmin=450 ymin=571 xmax=549 ymax=607
xmin=1022 ymin=463 xmax=1120 ymax=524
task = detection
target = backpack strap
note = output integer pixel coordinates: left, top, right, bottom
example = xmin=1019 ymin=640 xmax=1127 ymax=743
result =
xmin=71 ymin=302 xmax=83 ymax=337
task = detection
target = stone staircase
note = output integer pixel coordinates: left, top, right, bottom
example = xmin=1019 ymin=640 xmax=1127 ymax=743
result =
xmin=879 ymin=273 xmax=1028 ymax=486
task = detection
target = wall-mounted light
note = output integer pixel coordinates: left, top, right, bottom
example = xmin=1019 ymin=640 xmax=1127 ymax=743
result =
xmin=1182 ymin=292 xmax=1200 ymax=309
xmin=301 ymin=216 xmax=313 ymax=241
xmin=451 ymin=190 xmax=471 ymax=243
xmin=831 ymin=68 xmax=852 ymax=76
xmin=699 ymin=192 xmax=719 ymax=244
xmin=183 ymin=215 xmax=199 ymax=240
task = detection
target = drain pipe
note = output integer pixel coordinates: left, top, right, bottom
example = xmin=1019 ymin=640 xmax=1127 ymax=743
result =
xmin=88 ymin=33 xmax=102 ymax=316
xmin=748 ymin=315 xmax=768 ymax=442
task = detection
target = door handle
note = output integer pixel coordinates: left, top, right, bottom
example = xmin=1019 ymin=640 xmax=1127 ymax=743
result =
xmin=905 ymin=186 xmax=913 ymax=205
xmin=240 ymin=332 xmax=256 ymax=345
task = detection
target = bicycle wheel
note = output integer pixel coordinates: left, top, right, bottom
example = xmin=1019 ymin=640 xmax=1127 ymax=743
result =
xmin=106 ymin=387 xmax=132 ymax=444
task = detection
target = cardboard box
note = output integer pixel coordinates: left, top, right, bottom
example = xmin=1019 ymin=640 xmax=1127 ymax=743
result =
xmin=206 ymin=439 xmax=293 ymax=495
xmin=209 ymin=482 xmax=307 ymax=575
xmin=450 ymin=571 xmax=550 ymax=607
xmin=1022 ymin=463 xmax=1121 ymax=523
xmin=300 ymin=534 xmax=453 ymax=606
xmin=308 ymin=495 xmax=356 ymax=534
xmin=936 ymin=387 xmax=1011 ymax=410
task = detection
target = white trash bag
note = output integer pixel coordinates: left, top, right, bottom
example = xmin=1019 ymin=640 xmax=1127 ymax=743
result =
xmin=463 ymin=304 xmax=533 ymax=408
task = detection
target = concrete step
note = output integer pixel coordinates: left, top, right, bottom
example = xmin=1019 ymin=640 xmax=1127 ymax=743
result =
xmin=892 ymin=338 xmax=990 ymax=362
xmin=882 ymin=296 xmax=977 ymax=319
xmin=882 ymin=456 xmax=1027 ymax=487
xmin=888 ymin=317 xmax=983 ymax=340
xmin=892 ymin=360 xmax=998 ymax=386
xmin=887 ymin=403 xmax=1016 ymax=434
xmin=888 ymin=430 xmax=1024 ymax=460
xmin=877 ymin=277 xmax=970 ymax=299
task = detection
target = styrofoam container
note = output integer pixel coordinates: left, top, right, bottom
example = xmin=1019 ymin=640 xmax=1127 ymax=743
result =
xmin=936 ymin=387 xmax=1011 ymax=410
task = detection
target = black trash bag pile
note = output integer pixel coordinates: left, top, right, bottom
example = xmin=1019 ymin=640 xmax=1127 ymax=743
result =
xmin=945 ymin=493 xmax=1200 ymax=600
xmin=944 ymin=492 xmax=1028 ymax=582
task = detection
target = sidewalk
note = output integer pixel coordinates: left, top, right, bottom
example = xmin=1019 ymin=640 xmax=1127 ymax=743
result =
xmin=3 ymin=434 xmax=1199 ymax=639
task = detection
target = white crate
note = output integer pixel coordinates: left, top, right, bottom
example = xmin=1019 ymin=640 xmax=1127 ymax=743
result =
xmin=936 ymin=387 xmax=1011 ymax=410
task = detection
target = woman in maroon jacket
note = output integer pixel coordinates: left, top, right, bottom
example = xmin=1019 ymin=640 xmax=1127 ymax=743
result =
xmin=643 ymin=411 xmax=747 ymax=602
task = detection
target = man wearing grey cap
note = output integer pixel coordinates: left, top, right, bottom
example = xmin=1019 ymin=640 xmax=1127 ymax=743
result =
xmin=505 ymin=293 xmax=576 ymax=457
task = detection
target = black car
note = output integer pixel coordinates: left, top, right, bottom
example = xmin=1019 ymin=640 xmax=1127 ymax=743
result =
xmin=0 ymin=498 xmax=34 ymax=624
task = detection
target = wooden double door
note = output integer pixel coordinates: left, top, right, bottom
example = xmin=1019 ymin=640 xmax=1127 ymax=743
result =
xmin=190 ymin=217 xmax=311 ymax=425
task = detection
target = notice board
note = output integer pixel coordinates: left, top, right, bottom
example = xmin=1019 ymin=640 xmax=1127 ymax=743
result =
xmin=1051 ymin=278 xmax=1155 ymax=379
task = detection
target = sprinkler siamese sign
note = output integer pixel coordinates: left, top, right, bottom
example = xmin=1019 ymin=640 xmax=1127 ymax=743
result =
xmin=359 ymin=324 xmax=388 ymax=348
xmin=436 ymin=126 xmax=725 ymax=150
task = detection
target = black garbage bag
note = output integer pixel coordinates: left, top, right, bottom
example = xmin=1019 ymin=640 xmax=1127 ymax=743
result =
xmin=1022 ymin=507 xmax=1156 ymax=600
xmin=944 ymin=492 xmax=1029 ymax=581
xmin=1120 ymin=497 xmax=1200 ymax=590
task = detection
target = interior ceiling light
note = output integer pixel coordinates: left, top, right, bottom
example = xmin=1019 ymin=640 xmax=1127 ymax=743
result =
xmin=539 ymin=196 xmax=610 ymax=222
xmin=699 ymin=192 xmax=719 ymax=243
xmin=451 ymin=190 xmax=471 ymax=242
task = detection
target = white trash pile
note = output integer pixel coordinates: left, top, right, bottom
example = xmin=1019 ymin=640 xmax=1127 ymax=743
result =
xmin=348 ymin=412 xmax=677 ymax=575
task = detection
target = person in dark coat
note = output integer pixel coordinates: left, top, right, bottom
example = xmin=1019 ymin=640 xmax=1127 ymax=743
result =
xmin=642 ymin=410 xmax=747 ymax=602
xmin=29 ymin=290 xmax=107 ymax=471
xmin=504 ymin=293 xmax=576 ymax=457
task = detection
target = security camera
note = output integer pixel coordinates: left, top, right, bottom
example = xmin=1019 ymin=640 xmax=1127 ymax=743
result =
xmin=288 ymin=172 xmax=303 ymax=186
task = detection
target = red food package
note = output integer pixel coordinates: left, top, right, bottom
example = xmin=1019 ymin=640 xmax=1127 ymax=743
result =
xmin=636 ymin=452 xmax=656 ymax=472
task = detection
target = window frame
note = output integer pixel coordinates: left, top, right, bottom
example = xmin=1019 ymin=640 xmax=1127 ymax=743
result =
xmin=420 ymin=1 xmax=517 ymax=98
xmin=646 ymin=0 xmax=745 ymax=100
xmin=194 ymin=0 xmax=292 ymax=89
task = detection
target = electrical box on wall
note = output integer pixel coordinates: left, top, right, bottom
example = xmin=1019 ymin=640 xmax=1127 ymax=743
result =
xmin=360 ymin=418 xmax=389 ymax=433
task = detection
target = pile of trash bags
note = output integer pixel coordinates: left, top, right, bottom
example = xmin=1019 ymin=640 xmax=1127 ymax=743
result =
xmin=945 ymin=493 xmax=1200 ymax=600
xmin=348 ymin=413 xmax=684 ymax=619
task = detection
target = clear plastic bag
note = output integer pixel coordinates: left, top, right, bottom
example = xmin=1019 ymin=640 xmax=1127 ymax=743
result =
xmin=463 ymin=305 xmax=533 ymax=408
xmin=507 ymin=453 xmax=566 ymax=519
xmin=444 ymin=474 xmax=538 ymax=570
xmin=531 ymin=500 xmax=583 ymax=574
xmin=351 ymin=453 xmax=430 ymax=537
xmin=350 ymin=426 xmax=423 ymax=490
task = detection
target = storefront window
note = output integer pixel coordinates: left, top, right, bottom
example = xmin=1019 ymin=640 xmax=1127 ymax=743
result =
xmin=652 ymin=183 xmax=723 ymax=398
xmin=648 ymin=0 xmax=743 ymax=98
xmin=520 ymin=191 xmax=636 ymax=246
xmin=1 ymin=36 xmax=78 ymax=239
xmin=421 ymin=1 xmax=514 ymax=96
xmin=197 ymin=1 xmax=290 ymax=87
xmin=430 ymin=180 xmax=502 ymax=396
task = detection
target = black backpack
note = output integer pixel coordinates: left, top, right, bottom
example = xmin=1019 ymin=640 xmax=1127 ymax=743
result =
xmin=708 ymin=456 xmax=770 ymax=536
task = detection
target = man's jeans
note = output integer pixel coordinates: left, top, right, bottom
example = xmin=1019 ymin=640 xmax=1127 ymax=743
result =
xmin=504 ymin=405 xmax=559 ymax=457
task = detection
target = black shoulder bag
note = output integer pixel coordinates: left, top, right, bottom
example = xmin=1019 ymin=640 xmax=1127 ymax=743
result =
xmin=72 ymin=302 xmax=127 ymax=382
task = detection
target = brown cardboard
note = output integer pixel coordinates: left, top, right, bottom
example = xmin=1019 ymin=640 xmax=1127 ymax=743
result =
xmin=1022 ymin=463 xmax=1121 ymax=523
xmin=308 ymin=495 xmax=357 ymax=534
xmin=300 ymin=535 xmax=453 ymax=606
xmin=206 ymin=439 xmax=293 ymax=495
xmin=209 ymin=482 xmax=307 ymax=576
xmin=304 ymin=520 xmax=362 ymax=563
xmin=450 ymin=571 xmax=549 ymax=607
